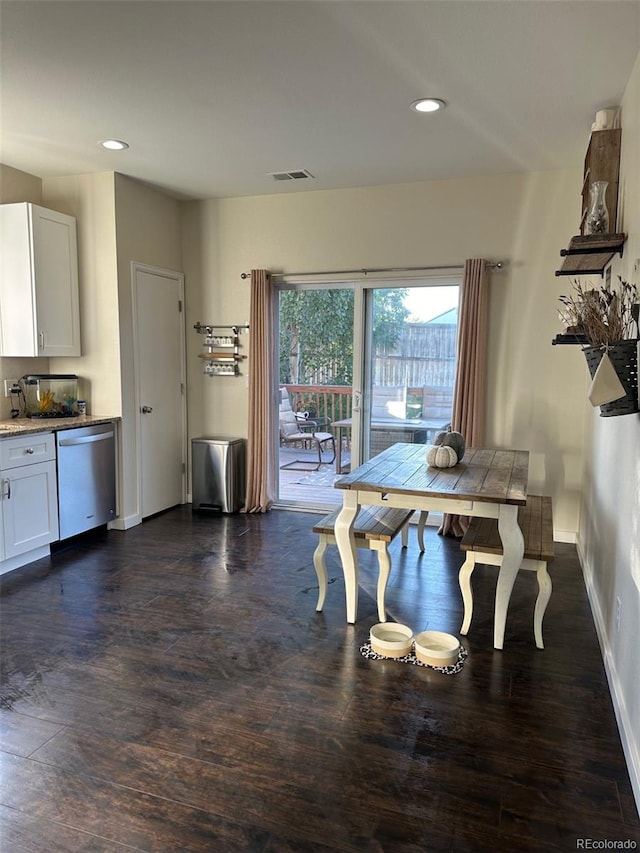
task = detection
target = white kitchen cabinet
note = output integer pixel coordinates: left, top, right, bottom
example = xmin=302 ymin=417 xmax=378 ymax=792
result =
xmin=0 ymin=202 xmax=81 ymax=356
xmin=0 ymin=432 xmax=59 ymax=564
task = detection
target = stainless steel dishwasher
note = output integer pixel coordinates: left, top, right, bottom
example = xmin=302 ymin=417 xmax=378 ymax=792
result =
xmin=56 ymin=423 xmax=116 ymax=539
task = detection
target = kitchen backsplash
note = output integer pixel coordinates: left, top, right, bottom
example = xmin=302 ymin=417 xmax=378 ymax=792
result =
xmin=0 ymin=356 xmax=50 ymax=420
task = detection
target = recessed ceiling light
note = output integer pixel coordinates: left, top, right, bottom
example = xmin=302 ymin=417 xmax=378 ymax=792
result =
xmin=410 ymin=98 xmax=447 ymax=113
xmin=99 ymin=139 xmax=129 ymax=150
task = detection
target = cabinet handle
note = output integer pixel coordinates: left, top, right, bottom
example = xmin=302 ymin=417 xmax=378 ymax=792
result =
xmin=25 ymin=447 xmax=35 ymax=454
xmin=3 ymin=478 xmax=10 ymax=500
xmin=39 ymin=331 xmax=45 ymax=350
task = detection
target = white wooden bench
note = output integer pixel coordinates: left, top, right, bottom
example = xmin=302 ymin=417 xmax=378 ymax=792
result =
xmin=313 ymin=506 xmax=427 ymax=621
xmin=458 ymin=495 xmax=554 ymax=649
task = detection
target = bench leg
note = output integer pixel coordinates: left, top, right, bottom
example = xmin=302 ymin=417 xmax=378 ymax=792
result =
xmin=400 ymin=510 xmax=428 ymax=551
xmin=313 ymin=535 xmax=328 ymax=612
xmin=373 ymin=542 xmax=391 ymax=622
xmin=458 ymin=552 xmax=476 ymax=635
xmin=417 ymin=510 xmax=427 ymax=552
xmin=533 ymin=560 xmax=552 ymax=649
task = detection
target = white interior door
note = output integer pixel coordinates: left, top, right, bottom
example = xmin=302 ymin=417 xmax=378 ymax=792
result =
xmin=133 ymin=264 xmax=186 ymax=518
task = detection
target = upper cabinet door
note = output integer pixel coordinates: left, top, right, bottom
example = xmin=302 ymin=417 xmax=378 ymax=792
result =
xmin=0 ymin=203 xmax=81 ymax=357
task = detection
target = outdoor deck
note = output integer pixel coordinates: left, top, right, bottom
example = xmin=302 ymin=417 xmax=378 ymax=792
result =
xmin=278 ymin=446 xmax=347 ymax=507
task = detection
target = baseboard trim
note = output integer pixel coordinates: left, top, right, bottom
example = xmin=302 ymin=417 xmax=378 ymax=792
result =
xmin=553 ymin=529 xmax=577 ymax=544
xmin=578 ymin=540 xmax=640 ymax=814
xmin=0 ymin=544 xmax=51 ymax=575
xmin=108 ymin=514 xmax=141 ymax=531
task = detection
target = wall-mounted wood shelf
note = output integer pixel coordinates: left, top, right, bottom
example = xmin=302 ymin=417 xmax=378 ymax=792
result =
xmin=581 ymin=129 xmax=621 ymax=235
xmin=551 ymin=333 xmax=589 ymax=346
xmin=555 ymin=234 xmax=626 ymax=277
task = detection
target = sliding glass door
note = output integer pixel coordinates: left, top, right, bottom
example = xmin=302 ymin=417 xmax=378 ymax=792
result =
xmin=362 ymin=281 xmax=460 ymax=462
xmin=276 ymin=283 xmax=357 ymax=507
xmin=275 ymin=276 xmax=460 ymax=509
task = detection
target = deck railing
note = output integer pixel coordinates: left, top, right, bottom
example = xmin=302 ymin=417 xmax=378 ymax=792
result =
xmin=281 ymin=384 xmax=445 ymax=425
xmin=283 ymin=385 xmax=353 ymax=423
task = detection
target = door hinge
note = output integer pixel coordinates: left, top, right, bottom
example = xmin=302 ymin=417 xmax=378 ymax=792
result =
xmin=178 ymin=300 xmax=183 ymax=312
xmin=182 ymin=462 xmax=186 ymax=474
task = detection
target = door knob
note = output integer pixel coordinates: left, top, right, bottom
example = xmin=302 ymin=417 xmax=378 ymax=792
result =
xmin=141 ymin=405 xmax=153 ymax=414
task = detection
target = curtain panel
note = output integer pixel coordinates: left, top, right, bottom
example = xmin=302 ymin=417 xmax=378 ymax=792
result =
xmin=242 ymin=269 xmax=276 ymax=513
xmin=439 ymin=258 xmax=490 ymax=537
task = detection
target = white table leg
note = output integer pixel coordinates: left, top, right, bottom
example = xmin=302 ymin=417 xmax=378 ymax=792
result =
xmin=400 ymin=511 xmax=427 ymax=550
xmin=334 ymin=491 xmax=360 ymax=623
xmin=494 ymin=504 xmax=525 ymax=649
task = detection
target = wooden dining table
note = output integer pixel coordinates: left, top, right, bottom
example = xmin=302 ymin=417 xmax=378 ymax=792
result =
xmin=333 ymin=442 xmax=529 ymax=649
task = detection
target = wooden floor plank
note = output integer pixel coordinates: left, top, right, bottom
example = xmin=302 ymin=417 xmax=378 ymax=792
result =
xmin=0 ymin=505 xmax=637 ymax=851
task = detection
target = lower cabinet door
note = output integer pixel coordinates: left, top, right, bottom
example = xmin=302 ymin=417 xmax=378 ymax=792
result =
xmin=2 ymin=460 xmax=59 ymax=558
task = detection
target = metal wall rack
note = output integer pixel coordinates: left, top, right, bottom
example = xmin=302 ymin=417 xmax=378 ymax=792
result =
xmin=194 ymin=323 xmax=249 ymax=376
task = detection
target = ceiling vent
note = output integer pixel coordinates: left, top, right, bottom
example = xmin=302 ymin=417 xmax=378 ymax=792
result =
xmin=268 ymin=169 xmax=314 ymax=182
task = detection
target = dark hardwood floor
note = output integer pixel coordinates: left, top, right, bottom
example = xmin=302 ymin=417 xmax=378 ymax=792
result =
xmin=1 ymin=506 xmax=638 ymax=852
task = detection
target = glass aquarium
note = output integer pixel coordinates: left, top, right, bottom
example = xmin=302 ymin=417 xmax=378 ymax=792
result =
xmin=21 ymin=374 xmax=79 ymax=418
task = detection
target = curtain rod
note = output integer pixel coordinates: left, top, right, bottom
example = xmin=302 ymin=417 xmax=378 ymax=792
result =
xmin=240 ymin=261 xmax=504 ymax=279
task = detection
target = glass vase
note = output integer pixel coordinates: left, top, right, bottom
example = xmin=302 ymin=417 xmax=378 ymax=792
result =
xmin=584 ymin=180 xmax=610 ymax=235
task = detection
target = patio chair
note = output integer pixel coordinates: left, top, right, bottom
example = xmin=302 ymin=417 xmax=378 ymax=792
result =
xmin=279 ymin=389 xmax=335 ymax=470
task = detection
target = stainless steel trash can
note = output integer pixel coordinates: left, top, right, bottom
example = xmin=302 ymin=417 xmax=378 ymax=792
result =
xmin=191 ymin=436 xmax=246 ymax=513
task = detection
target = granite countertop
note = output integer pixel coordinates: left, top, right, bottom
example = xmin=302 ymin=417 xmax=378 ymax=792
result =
xmin=0 ymin=415 xmax=120 ymax=438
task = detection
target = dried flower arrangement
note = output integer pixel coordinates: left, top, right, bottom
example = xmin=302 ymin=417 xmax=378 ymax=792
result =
xmin=558 ymin=276 xmax=639 ymax=347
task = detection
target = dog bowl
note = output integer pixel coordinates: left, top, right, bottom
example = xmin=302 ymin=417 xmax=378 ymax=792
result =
xmin=414 ymin=631 xmax=460 ymax=667
xmin=370 ymin=622 xmax=414 ymax=658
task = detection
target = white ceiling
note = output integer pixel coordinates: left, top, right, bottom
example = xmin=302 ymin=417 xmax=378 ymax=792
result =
xmin=1 ymin=1 xmax=639 ymax=201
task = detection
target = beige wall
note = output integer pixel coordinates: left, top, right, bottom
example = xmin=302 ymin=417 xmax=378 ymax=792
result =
xmin=183 ymin=168 xmax=585 ymax=536
xmin=181 ymin=200 xmax=214 ymax=453
xmin=0 ymin=165 xmax=49 ymax=419
xmin=113 ymin=173 xmax=183 ymax=525
xmin=0 ymin=164 xmax=42 ymax=205
xmin=42 ymin=172 xmax=121 ymax=417
xmin=578 ymin=50 xmax=640 ymax=804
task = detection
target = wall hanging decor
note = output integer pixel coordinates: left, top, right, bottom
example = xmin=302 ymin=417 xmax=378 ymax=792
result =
xmin=583 ymin=340 xmax=637 ymax=415
xmin=558 ymin=277 xmax=639 ymax=416
xmin=194 ymin=323 xmax=249 ymax=376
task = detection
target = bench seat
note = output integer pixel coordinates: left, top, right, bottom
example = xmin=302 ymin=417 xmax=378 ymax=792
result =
xmin=459 ymin=495 xmax=554 ymax=649
xmin=313 ymin=505 xmax=426 ymax=621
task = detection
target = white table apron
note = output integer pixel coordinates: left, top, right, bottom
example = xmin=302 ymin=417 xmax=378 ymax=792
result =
xmin=333 ymin=489 xmax=525 ymax=649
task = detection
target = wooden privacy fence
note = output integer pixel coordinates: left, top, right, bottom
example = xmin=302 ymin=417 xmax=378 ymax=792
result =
xmin=374 ymin=323 xmax=457 ymax=387
xmin=282 ymin=325 xmax=457 ymax=425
